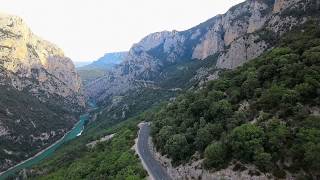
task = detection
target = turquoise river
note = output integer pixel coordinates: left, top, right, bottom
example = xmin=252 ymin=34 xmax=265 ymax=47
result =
xmin=0 ymin=114 xmax=89 ymax=179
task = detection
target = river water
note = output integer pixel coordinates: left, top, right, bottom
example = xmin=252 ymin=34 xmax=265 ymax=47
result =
xmin=0 ymin=114 xmax=89 ymax=179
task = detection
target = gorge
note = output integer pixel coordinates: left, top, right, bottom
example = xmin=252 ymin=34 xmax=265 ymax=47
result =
xmin=0 ymin=0 xmax=320 ymax=179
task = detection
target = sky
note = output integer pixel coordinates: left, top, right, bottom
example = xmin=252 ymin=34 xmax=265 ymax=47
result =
xmin=0 ymin=0 xmax=244 ymax=62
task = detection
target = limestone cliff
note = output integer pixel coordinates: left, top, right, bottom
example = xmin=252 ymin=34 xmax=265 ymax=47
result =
xmin=86 ymin=0 xmax=317 ymax=103
xmin=0 ymin=13 xmax=84 ymax=172
xmin=0 ymin=13 xmax=84 ymax=107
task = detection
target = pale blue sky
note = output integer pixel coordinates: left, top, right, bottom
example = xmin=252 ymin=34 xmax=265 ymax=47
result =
xmin=0 ymin=0 xmax=244 ymax=62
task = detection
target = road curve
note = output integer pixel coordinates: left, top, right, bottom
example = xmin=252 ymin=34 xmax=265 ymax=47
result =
xmin=137 ymin=123 xmax=172 ymax=180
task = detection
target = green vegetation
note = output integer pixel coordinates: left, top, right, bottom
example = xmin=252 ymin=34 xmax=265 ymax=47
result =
xmin=151 ymin=21 xmax=320 ymax=177
xmin=24 ymin=116 xmax=147 ymax=180
xmin=87 ymin=55 xmax=218 ymax=136
xmin=77 ymin=69 xmax=106 ymax=85
xmin=0 ymin=84 xmax=78 ymax=172
xmin=155 ymin=55 xmax=218 ymax=89
xmin=26 ymin=42 xmax=220 ymax=180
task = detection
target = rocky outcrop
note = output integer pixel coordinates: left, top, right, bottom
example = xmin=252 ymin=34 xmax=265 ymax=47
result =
xmin=0 ymin=13 xmax=84 ymax=107
xmin=0 ymin=13 xmax=84 ymax=172
xmin=86 ymin=0 xmax=316 ymax=103
xmin=149 ymin=138 xmax=274 ymax=180
xmin=216 ymin=35 xmax=268 ymax=69
xmin=273 ymin=0 xmax=302 ymax=13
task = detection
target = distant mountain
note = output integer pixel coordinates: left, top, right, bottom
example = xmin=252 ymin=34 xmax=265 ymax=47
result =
xmin=0 ymin=13 xmax=84 ymax=172
xmin=77 ymin=52 xmax=127 ymax=85
xmin=73 ymin=61 xmax=91 ymax=68
xmin=78 ymin=51 xmax=127 ymax=71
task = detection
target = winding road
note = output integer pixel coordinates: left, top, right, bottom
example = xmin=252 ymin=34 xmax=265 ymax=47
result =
xmin=137 ymin=123 xmax=172 ymax=180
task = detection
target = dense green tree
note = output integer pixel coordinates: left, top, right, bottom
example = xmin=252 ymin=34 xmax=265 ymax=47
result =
xmin=195 ymin=127 xmax=213 ymax=151
xmin=203 ymin=142 xmax=227 ymax=169
xmin=207 ymin=90 xmax=225 ymax=101
xmin=264 ymin=119 xmax=289 ymax=157
xmin=165 ymin=134 xmax=190 ymax=162
xmin=205 ymin=123 xmax=224 ymax=140
xmin=295 ymin=82 xmax=316 ymax=99
xmin=156 ymin=126 xmax=175 ymax=151
xmin=189 ymin=99 xmax=209 ymax=117
xmin=253 ymin=152 xmax=272 ymax=172
xmin=229 ymin=124 xmax=264 ymax=162
xmin=241 ymin=73 xmax=260 ymax=98
xmin=304 ymin=143 xmax=320 ymax=175
xmin=209 ymin=100 xmax=233 ymax=122
xmin=302 ymin=46 xmax=320 ymax=65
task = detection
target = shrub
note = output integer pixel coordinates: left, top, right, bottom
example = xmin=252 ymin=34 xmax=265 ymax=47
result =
xmin=204 ymin=142 xmax=227 ymax=169
xmin=253 ymin=152 xmax=272 ymax=172
xmin=229 ymin=124 xmax=264 ymax=162
xmin=165 ymin=134 xmax=190 ymax=162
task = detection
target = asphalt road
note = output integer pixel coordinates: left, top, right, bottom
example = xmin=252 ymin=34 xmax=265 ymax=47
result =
xmin=137 ymin=123 xmax=172 ymax=180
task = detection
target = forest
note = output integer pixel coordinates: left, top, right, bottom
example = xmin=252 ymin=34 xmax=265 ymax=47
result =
xmin=151 ymin=21 xmax=320 ymax=178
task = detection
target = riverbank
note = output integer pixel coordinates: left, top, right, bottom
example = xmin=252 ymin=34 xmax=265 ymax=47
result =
xmin=0 ymin=114 xmax=88 ymax=179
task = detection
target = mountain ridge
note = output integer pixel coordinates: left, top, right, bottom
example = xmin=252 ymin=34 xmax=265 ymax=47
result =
xmin=13 ymin=0 xmax=320 ymax=179
xmin=77 ymin=51 xmax=128 ymax=85
xmin=86 ymin=0 xmax=309 ymax=103
xmin=0 ymin=13 xmax=84 ymax=172
xmin=78 ymin=51 xmax=127 ymax=71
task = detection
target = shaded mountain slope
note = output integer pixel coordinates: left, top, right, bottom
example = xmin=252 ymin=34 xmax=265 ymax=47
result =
xmin=0 ymin=13 xmax=84 ymax=172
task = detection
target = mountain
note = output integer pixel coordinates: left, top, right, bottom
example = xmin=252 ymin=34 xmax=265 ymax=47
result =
xmin=83 ymin=0 xmax=320 ymax=125
xmin=85 ymin=0 xmax=310 ymax=103
xmin=9 ymin=0 xmax=320 ymax=179
xmin=77 ymin=52 xmax=127 ymax=85
xmin=73 ymin=61 xmax=91 ymax=68
xmin=150 ymin=21 xmax=320 ymax=179
xmin=78 ymin=51 xmax=127 ymax=71
xmin=0 ymin=13 xmax=84 ymax=172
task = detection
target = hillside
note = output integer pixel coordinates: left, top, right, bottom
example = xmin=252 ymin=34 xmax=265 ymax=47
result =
xmin=6 ymin=0 xmax=320 ymax=179
xmin=0 ymin=13 xmax=84 ymax=172
xmin=85 ymin=0 xmax=310 ymax=103
xmin=27 ymin=20 xmax=320 ymax=179
xmin=82 ymin=0 xmax=319 ymax=142
xmin=150 ymin=21 xmax=320 ymax=179
xmin=77 ymin=52 xmax=127 ymax=85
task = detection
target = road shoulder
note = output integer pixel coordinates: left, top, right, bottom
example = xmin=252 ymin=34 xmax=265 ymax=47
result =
xmin=133 ymin=122 xmax=154 ymax=180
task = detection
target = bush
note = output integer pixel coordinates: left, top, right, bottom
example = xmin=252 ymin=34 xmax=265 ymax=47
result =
xmin=209 ymin=100 xmax=233 ymax=122
xmin=304 ymin=143 xmax=320 ymax=174
xmin=165 ymin=134 xmax=190 ymax=162
xmin=253 ymin=152 xmax=272 ymax=172
xmin=195 ymin=127 xmax=213 ymax=151
xmin=229 ymin=124 xmax=264 ymax=162
xmin=204 ymin=142 xmax=227 ymax=169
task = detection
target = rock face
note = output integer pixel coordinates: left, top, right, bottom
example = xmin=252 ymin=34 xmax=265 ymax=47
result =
xmin=149 ymin=138 xmax=273 ymax=180
xmin=86 ymin=0 xmax=314 ymax=103
xmin=0 ymin=13 xmax=84 ymax=172
xmin=0 ymin=13 xmax=84 ymax=106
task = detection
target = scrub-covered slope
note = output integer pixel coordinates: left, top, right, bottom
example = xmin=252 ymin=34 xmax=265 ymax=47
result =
xmin=0 ymin=13 xmax=84 ymax=172
xmin=151 ymin=21 xmax=320 ymax=179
